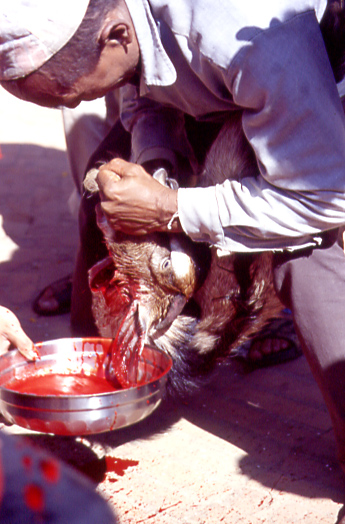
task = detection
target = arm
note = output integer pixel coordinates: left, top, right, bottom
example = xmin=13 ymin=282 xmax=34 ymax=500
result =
xmin=95 ymin=85 xmax=193 ymax=234
xmin=120 ymin=84 xmax=197 ymax=186
xmin=98 ymin=12 xmax=345 ymax=252
xmin=179 ymin=11 xmax=345 ymax=252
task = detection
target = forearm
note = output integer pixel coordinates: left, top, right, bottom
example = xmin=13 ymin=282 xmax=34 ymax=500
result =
xmin=120 ymin=85 xmax=197 ymax=185
xmin=178 ymin=177 xmax=345 ymax=252
xmin=180 ymin=10 xmax=345 ymax=253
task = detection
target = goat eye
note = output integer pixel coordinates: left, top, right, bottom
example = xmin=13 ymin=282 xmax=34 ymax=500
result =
xmin=161 ymin=257 xmax=171 ymax=270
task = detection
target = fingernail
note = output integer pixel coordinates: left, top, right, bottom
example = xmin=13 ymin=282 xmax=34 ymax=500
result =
xmin=24 ymin=344 xmax=40 ymax=361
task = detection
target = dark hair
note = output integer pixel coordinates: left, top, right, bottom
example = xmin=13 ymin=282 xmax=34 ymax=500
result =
xmin=320 ymin=0 xmax=345 ymax=83
xmin=39 ymin=0 xmax=119 ymax=88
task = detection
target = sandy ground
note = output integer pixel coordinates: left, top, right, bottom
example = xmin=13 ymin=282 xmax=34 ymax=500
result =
xmin=1 ymin=86 xmax=345 ymax=523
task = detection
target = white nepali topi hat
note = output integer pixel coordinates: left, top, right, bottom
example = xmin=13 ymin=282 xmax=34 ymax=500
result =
xmin=0 ymin=0 xmax=90 ymax=81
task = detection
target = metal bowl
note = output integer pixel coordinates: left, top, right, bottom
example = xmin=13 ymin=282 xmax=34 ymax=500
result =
xmin=0 ymin=338 xmax=172 ymax=436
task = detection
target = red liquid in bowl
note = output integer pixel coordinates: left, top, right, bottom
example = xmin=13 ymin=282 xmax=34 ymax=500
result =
xmin=5 ymin=373 xmax=120 ymax=396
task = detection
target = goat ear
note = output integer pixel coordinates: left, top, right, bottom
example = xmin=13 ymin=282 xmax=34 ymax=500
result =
xmin=88 ymin=257 xmax=116 ymax=292
xmin=95 ymin=204 xmax=116 ymax=242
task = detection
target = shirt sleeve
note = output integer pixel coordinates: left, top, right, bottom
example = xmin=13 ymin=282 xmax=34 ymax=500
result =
xmin=179 ymin=11 xmax=345 ymax=252
xmin=120 ymin=84 xmax=197 ymax=174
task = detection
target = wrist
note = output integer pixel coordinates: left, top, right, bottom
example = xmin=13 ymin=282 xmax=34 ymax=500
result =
xmin=160 ymin=188 xmax=182 ymax=233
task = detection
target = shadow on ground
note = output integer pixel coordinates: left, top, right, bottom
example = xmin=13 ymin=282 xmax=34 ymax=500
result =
xmin=0 ymin=143 xmax=77 ymax=341
xmin=18 ymin=356 xmax=345 ymax=506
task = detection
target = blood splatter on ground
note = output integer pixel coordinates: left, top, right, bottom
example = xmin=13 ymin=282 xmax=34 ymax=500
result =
xmin=40 ymin=459 xmax=60 ymax=484
xmin=105 ymin=456 xmax=139 ymax=477
xmin=24 ymin=483 xmax=45 ymax=513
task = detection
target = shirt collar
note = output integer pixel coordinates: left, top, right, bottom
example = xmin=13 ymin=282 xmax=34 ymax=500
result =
xmin=124 ymin=0 xmax=176 ymax=94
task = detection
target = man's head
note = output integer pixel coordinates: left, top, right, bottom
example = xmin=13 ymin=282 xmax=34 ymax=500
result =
xmin=0 ymin=0 xmax=140 ymax=108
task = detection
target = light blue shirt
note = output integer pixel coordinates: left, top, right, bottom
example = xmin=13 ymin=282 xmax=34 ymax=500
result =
xmin=121 ymin=0 xmax=345 ymax=252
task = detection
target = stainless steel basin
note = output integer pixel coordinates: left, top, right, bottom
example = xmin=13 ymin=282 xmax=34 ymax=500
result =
xmin=0 ymin=338 xmax=172 ymax=436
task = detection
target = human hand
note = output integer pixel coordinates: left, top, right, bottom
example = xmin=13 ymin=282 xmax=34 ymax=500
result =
xmin=96 ymin=158 xmax=181 ymax=235
xmin=0 ymin=306 xmax=38 ymax=360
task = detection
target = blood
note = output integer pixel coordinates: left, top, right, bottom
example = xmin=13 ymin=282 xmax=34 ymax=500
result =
xmin=39 ymin=459 xmax=60 ymax=483
xmin=110 ymin=410 xmax=117 ymax=431
xmin=22 ymin=455 xmax=33 ymax=471
xmin=105 ymin=456 xmax=139 ymax=476
xmin=89 ymin=259 xmax=132 ymax=313
xmin=6 ymin=373 xmax=121 ymax=396
xmin=90 ymin=258 xmax=144 ymax=387
xmin=24 ymin=483 xmax=45 ymax=512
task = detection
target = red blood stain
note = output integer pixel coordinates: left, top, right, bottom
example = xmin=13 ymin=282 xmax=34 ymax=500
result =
xmin=40 ymin=459 xmax=60 ymax=483
xmin=105 ymin=456 xmax=139 ymax=477
xmin=22 ymin=455 xmax=33 ymax=471
xmin=24 ymin=484 xmax=45 ymax=512
xmin=6 ymin=373 xmax=120 ymax=395
xmin=89 ymin=260 xmax=132 ymax=314
xmin=110 ymin=411 xmax=117 ymax=431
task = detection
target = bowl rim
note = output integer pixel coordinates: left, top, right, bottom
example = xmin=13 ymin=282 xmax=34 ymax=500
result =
xmin=0 ymin=337 xmax=173 ymax=400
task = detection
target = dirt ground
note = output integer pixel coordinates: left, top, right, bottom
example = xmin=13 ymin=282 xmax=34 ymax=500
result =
xmin=1 ymin=86 xmax=345 ymax=523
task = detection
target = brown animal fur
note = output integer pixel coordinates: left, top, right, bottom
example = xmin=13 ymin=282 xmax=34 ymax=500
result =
xmin=88 ymin=113 xmax=282 ymax=396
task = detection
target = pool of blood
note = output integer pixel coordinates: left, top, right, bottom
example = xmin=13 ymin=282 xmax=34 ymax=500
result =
xmin=5 ymin=373 xmax=121 ymax=396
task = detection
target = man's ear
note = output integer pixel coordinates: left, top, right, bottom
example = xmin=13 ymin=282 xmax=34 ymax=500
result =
xmin=99 ymin=20 xmax=133 ymax=47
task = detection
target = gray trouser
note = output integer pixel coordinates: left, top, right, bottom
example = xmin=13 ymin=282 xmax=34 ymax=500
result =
xmin=273 ymin=229 xmax=345 ymax=466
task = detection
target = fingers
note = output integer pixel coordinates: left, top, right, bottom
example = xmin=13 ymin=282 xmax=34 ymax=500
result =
xmin=0 ymin=307 xmax=38 ymax=360
xmin=94 ymin=158 xmax=178 ymax=235
xmin=98 ymin=158 xmax=140 ymax=177
xmin=98 ymin=158 xmax=128 ymax=174
xmin=96 ymin=166 xmax=121 ymax=191
xmin=96 ymin=159 xmax=131 ymax=189
xmin=96 ymin=159 xmax=149 ymax=192
xmin=96 ymin=160 xmax=133 ymax=205
xmin=6 ymin=330 xmax=38 ymax=361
